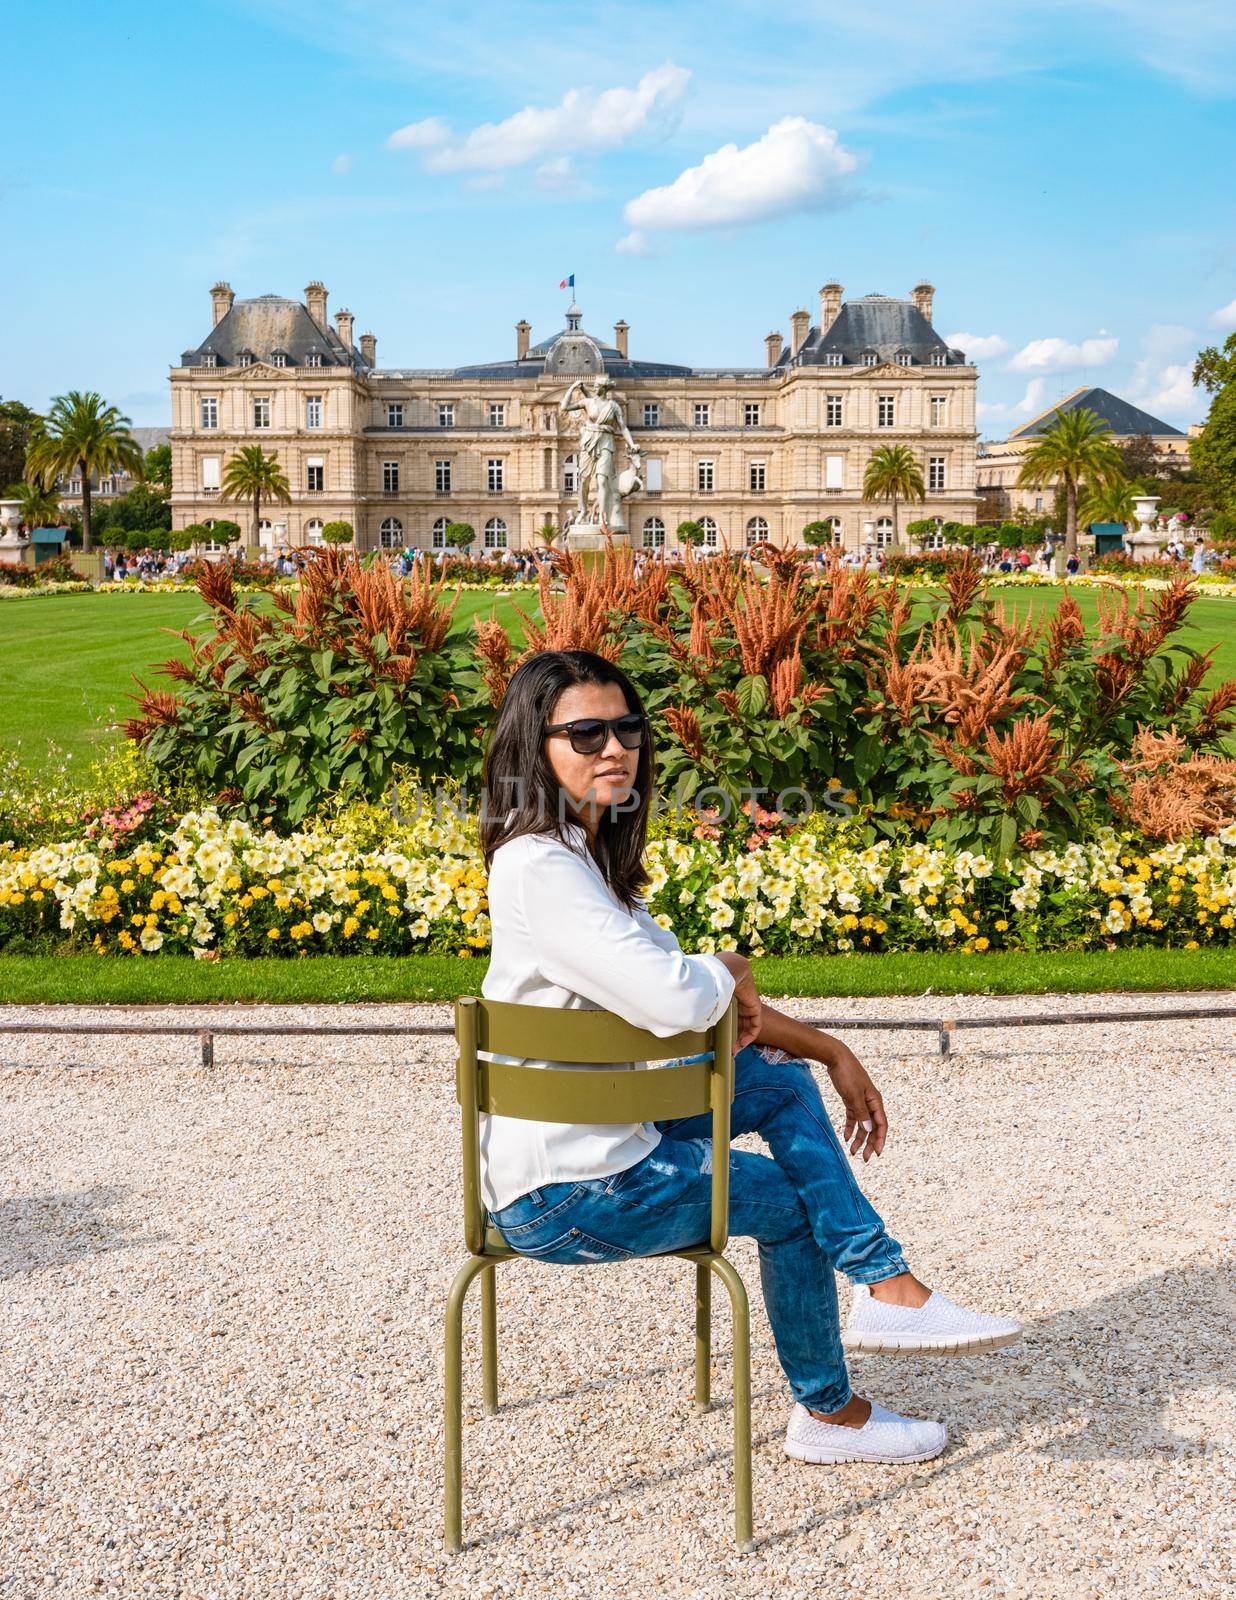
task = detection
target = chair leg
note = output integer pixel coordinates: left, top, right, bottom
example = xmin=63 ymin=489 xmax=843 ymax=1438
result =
xmin=709 ymin=1256 xmax=755 ymax=1553
xmin=444 ymin=1255 xmax=493 ymax=1554
xmin=481 ymin=1263 xmax=499 ymax=1415
xmin=694 ymin=1261 xmax=712 ymax=1412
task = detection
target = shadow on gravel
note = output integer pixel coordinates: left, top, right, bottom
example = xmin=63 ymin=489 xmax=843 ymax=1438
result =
xmin=0 ymin=1187 xmax=166 ymax=1280
xmin=459 ymin=1258 xmax=1229 ymax=1551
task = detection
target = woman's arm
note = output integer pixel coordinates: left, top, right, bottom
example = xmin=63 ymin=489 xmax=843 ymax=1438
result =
xmin=754 ymin=999 xmax=890 ymax=1163
xmin=518 ymin=844 xmax=736 ymax=1037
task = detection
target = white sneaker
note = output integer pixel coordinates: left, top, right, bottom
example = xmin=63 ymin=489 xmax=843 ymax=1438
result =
xmin=784 ymin=1399 xmax=947 ymax=1465
xmin=843 ymin=1283 xmax=1022 ymax=1355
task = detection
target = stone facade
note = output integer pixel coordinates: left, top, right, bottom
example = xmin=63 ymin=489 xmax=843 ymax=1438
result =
xmin=170 ymin=280 xmax=979 ymax=553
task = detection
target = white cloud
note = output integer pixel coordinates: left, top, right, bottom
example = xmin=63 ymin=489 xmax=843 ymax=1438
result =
xmin=615 ymin=230 xmax=651 ymax=256
xmin=945 ymin=331 xmax=1009 ymax=361
xmin=621 ymin=117 xmax=861 ymax=236
xmin=330 ymin=153 xmax=353 ymax=175
xmin=1015 ymin=379 xmax=1047 ymax=416
xmin=1006 ymin=335 xmax=1119 ymax=373
xmin=387 ymin=63 xmax=690 ymax=173
xmin=1125 ymin=324 xmax=1202 ymax=423
xmin=1210 ymin=297 xmax=1236 ymax=328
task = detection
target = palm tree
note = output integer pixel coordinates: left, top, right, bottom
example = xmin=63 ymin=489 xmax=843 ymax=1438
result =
xmin=1078 ymin=476 xmax=1136 ymax=530
xmin=25 ymin=391 xmax=143 ymax=553
xmin=221 ymin=445 xmax=291 ymax=546
xmin=862 ymin=444 xmax=925 ymax=552
xmin=1016 ymin=407 xmax=1124 ymax=560
xmin=14 ymin=478 xmax=62 ymax=531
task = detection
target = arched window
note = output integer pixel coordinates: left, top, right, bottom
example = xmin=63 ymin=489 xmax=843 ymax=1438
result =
xmin=825 ymin=516 xmax=843 ymax=545
xmin=699 ymin=516 xmax=719 ymax=548
xmin=874 ymin=517 xmax=895 ymax=548
xmin=431 ymin=517 xmax=448 ymax=549
xmin=200 ymin=517 xmax=226 ymax=553
xmin=484 ymin=517 xmax=508 ymax=549
xmin=379 ymin=516 xmax=403 ymax=549
xmin=642 ymin=517 xmax=665 ymax=548
xmin=563 ymin=453 xmax=577 ymax=493
xmin=304 ymin=519 xmax=324 ymax=544
xmin=745 ymin=516 xmax=769 ymax=546
xmin=924 ymin=516 xmax=945 ymax=550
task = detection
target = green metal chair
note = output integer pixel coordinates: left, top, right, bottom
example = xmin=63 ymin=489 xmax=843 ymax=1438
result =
xmin=444 ymin=993 xmax=754 ymax=1552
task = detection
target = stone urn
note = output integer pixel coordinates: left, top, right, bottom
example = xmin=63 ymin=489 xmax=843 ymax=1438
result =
xmin=0 ymin=499 xmax=29 ymax=566
xmin=1126 ymin=494 xmax=1163 ymax=563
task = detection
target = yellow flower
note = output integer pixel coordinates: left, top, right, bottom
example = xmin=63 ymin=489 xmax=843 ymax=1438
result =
xmin=121 ymin=879 xmax=136 ymax=893
xmin=994 ymin=918 xmax=1009 ymax=931
xmin=343 ymin=916 xmax=360 ymax=937
xmin=223 ymin=911 xmax=238 ymax=927
xmin=365 ymin=927 xmax=380 ymax=940
xmin=974 ymin=936 xmax=990 ymax=951
xmin=268 ymin=927 xmax=280 ymax=940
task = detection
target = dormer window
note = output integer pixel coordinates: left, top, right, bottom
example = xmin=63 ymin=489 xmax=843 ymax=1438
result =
xmin=272 ymin=352 xmax=288 ymax=368
xmin=822 ymin=351 xmax=843 ymax=367
xmin=861 ymin=349 xmax=878 ymax=367
xmin=305 ymin=351 xmax=324 ymax=368
xmin=202 ymin=352 xmax=217 ymax=369
xmin=930 ymin=349 xmax=948 ymax=366
xmin=895 ymin=349 xmax=913 ymax=366
xmin=237 ymin=349 xmax=255 ymax=368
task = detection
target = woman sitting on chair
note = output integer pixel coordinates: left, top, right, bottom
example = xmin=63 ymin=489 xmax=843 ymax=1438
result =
xmin=480 ymin=649 xmax=1022 ymax=1466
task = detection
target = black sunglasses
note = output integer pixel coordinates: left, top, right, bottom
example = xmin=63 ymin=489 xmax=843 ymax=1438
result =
xmin=544 ymin=713 xmax=648 ymax=755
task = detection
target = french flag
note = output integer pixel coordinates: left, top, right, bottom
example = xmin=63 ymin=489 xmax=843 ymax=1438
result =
xmin=559 ymin=273 xmax=575 ymax=290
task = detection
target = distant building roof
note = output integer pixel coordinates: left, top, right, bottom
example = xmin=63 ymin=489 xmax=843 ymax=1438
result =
xmin=1010 ymin=386 xmax=1184 ymax=440
xmin=775 ymin=294 xmax=965 ymax=370
xmin=181 ymin=294 xmax=369 ymax=372
xmin=130 ymin=427 xmax=171 ymax=450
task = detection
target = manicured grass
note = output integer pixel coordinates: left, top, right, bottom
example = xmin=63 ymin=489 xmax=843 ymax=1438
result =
xmin=1 ymin=583 xmax=1233 ymax=778
xmin=0 ymin=946 xmax=1232 ymax=1006
xmin=0 ymin=588 xmax=539 ymax=777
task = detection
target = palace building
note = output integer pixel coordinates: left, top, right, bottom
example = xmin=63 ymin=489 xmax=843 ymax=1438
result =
xmin=170 ymin=278 xmax=979 ymax=553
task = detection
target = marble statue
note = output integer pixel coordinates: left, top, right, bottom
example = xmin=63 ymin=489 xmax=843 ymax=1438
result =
xmin=560 ymin=376 xmax=643 ymax=537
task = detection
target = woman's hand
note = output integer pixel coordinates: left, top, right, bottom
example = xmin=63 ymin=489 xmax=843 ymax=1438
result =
xmin=714 ymin=953 xmax=762 ymax=1051
xmin=827 ymin=1047 xmax=888 ymax=1162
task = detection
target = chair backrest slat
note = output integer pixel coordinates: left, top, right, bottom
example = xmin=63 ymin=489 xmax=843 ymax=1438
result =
xmin=456 ymin=995 xmax=737 ymax=1257
xmin=476 ymin=998 xmax=712 ymax=1063
xmin=476 ymin=1058 xmax=713 ymax=1122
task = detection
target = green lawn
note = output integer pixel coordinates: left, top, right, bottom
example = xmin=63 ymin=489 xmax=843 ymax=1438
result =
xmin=0 ymin=947 xmax=1232 ymax=1005
xmin=0 ymin=588 xmax=539 ymax=777
xmin=1 ymin=583 xmax=1233 ymax=779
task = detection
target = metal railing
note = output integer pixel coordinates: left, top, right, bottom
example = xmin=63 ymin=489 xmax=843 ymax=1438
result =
xmin=0 ymin=1002 xmax=1232 ymax=1064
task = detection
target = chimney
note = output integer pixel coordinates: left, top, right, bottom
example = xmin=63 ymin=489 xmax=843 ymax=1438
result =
xmin=613 ymin=319 xmax=629 ymax=359
xmin=210 ymin=281 xmax=234 ymax=327
xmin=516 ymin=319 xmax=531 ymax=360
xmin=359 ymin=331 xmax=377 ymax=366
xmin=335 ymin=308 xmax=354 ymax=349
xmin=764 ymin=330 xmax=783 ymax=368
xmin=305 ymin=280 xmax=328 ymax=327
xmin=790 ymin=308 xmax=811 ymax=356
xmin=910 ymin=281 xmax=935 ymax=323
xmin=819 ymin=282 xmax=843 ymax=335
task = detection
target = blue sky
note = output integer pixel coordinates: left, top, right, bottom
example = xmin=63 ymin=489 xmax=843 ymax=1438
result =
xmin=6 ymin=0 xmax=1235 ymax=434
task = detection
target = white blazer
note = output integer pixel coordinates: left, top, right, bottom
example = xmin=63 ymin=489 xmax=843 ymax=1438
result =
xmin=478 ymin=818 xmax=736 ymax=1214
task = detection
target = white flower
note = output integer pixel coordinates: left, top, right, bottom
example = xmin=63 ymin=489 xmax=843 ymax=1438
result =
xmin=312 ymin=911 xmax=332 ymax=934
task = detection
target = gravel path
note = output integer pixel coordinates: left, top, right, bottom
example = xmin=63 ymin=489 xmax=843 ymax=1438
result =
xmin=1 ymin=993 xmax=1232 ymax=1599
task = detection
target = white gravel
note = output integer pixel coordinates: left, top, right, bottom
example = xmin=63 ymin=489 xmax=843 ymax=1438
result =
xmin=0 ymin=992 xmax=1233 ymax=1600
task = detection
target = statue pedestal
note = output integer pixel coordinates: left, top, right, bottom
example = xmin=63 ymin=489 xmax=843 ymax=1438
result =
xmin=565 ymin=522 xmax=629 ymax=574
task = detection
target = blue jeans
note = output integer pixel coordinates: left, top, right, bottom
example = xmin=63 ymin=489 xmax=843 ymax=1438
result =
xmin=490 ymin=1044 xmax=910 ymax=1415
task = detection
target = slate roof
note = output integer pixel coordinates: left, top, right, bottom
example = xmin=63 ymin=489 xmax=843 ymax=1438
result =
xmin=775 ymin=294 xmax=965 ymax=369
xmin=181 ymin=295 xmax=369 ymax=371
xmin=1010 ymin=386 xmax=1183 ymax=439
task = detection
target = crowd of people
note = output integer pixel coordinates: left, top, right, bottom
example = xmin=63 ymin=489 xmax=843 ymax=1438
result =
xmin=98 ymin=531 xmax=1221 ymax=585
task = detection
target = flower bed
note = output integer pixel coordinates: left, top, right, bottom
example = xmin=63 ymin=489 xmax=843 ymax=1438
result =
xmin=2 ymin=802 xmax=1233 ymax=959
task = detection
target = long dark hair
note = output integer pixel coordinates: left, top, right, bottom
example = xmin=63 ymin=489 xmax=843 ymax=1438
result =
xmin=480 ymin=650 xmax=655 ymax=913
